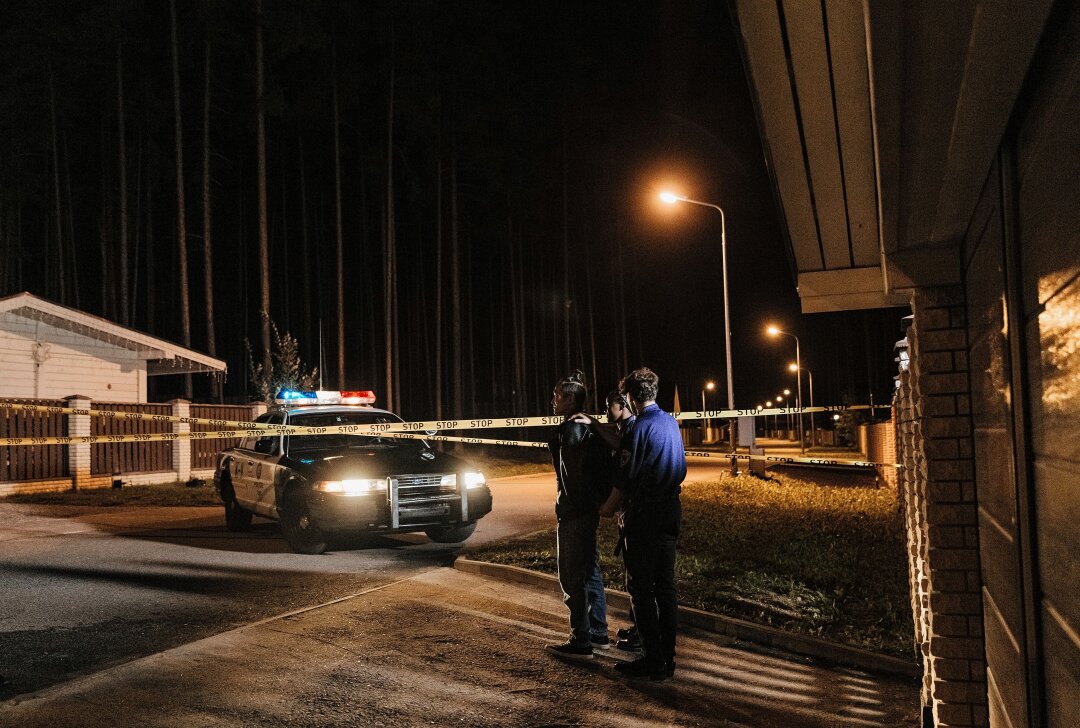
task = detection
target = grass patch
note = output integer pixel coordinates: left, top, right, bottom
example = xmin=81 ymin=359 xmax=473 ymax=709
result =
xmin=1 ymin=480 xmax=222 ymax=507
xmin=467 ymin=466 xmax=913 ymax=657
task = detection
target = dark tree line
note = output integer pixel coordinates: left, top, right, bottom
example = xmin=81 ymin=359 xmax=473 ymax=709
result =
xmin=0 ymin=1 xmax=905 ymax=417
xmin=0 ymin=1 xmax=648 ymax=418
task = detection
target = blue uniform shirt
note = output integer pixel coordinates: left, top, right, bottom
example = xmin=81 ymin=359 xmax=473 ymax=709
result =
xmin=615 ymin=403 xmax=686 ymax=510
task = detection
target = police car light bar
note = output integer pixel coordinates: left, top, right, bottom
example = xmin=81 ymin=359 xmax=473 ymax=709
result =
xmin=275 ymin=390 xmax=377 ymax=405
xmin=339 ymin=390 xmax=377 ymax=405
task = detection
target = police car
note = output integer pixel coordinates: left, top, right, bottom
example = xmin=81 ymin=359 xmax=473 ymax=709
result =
xmin=213 ymin=390 xmax=493 ymax=554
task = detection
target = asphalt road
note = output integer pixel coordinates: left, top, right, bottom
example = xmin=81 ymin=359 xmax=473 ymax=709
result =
xmin=1 ymin=567 xmax=919 ymax=728
xmin=0 ymin=460 xmax=748 ymax=701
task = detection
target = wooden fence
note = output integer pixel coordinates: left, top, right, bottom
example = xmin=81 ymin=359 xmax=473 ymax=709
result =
xmin=0 ymin=399 xmax=69 ymax=481
xmin=91 ymin=402 xmax=174 ymax=475
xmin=190 ymin=404 xmax=253 ymax=470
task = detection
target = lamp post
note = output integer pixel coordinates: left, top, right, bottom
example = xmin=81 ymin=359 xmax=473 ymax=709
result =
xmin=766 ymin=325 xmax=803 ymax=453
xmin=782 ymin=389 xmax=792 ymax=436
xmin=790 ymin=362 xmax=815 ymax=447
xmin=662 ymin=191 xmax=737 ymax=474
xmin=765 ymin=401 xmax=773 ymax=437
xmin=702 ymin=380 xmax=715 ymax=441
xmin=775 ymin=394 xmax=785 ymax=437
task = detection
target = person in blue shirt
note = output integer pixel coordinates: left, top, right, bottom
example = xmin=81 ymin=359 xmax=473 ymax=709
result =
xmin=578 ymin=367 xmax=685 ymax=680
xmin=544 ymin=370 xmax=612 ymax=660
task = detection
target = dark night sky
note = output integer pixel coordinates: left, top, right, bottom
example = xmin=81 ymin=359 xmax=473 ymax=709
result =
xmin=0 ymin=1 xmax=905 ymax=417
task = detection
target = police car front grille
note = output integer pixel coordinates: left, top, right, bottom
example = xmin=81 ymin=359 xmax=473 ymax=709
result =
xmin=393 ymin=474 xmax=455 ymax=501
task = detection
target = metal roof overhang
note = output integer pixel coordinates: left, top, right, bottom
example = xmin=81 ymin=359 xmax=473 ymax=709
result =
xmin=0 ymin=293 xmax=227 ymax=376
xmin=731 ymin=0 xmax=1054 ymax=313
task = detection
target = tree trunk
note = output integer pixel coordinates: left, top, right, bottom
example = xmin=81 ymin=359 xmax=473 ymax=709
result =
xmin=117 ymin=44 xmax=129 ymax=325
xmin=255 ymin=0 xmax=272 ymax=377
xmin=561 ymin=114 xmax=570 ymax=373
xmin=61 ymin=131 xmax=80 ymax=309
xmin=130 ymin=132 xmax=142 ymax=327
xmin=170 ymin=0 xmax=193 ymax=399
xmin=584 ymin=234 xmax=599 ymax=411
xmin=202 ymin=33 xmax=218 ymax=398
xmin=99 ymin=118 xmax=111 ymax=318
xmin=385 ymin=44 xmax=398 ymax=412
xmin=48 ymin=62 xmax=65 ymax=303
xmin=450 ymin=143 xmax=462 ymax=422
xmin=332 ymin=43 xmax=346 ymax=389
xmin=507 ymin=205 xmax=523 ymax=415
xmin=145 ymin=157 xmax=155 ymax=330
xmin=434 ymin=154 xmax=443 ymax=420
xmin=298 ymin=135 xmax=312 ymax=353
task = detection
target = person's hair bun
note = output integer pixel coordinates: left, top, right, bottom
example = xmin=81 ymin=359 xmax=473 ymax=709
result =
xmin=567 ymin=369 xmax=585 ymax=384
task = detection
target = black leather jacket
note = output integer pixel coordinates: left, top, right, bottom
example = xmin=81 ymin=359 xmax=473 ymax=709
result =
xmin=547 ymin=418 xmax=611 ymax=520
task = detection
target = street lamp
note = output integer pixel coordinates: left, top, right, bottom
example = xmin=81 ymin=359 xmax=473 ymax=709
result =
xmin=767 ymin=325 xmax=804 ymax=453
xmin=702 ymin=380 xmax=716 ymax=441
xmin=789 ymin=361 xmax=816 ymax=447
xmin=782 ymin=389 xmax=792 ymax=434
xmin=662 ymin=191 xmax=736 ymax=473
xmin=764 ymin=401 xmax=772 ymax=438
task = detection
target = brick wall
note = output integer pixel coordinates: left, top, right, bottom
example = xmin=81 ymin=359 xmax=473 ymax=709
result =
xmin=898 ymin=287 xmax=988 ymax=728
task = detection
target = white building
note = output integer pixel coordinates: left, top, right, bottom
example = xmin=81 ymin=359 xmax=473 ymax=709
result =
xmin=0 ymin=292 xmax=226 ymax=402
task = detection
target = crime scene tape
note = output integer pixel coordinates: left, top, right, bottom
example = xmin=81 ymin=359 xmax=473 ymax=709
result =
xmin=0 ymin=424 xmax=898 ymax=469
xmin=0 ymin=400 xmax=890 ymax=438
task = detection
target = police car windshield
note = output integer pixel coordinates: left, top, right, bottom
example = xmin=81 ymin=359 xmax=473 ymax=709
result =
xmin=286 ymin=411 xmax=416 ymax=454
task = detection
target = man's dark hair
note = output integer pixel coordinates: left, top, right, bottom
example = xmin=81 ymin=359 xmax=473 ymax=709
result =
xmin=620 ymin=367 xmax=659 ymax=403
xmin=555 ymin=369 xmax=588 ymax=411
xmin=605 ymin=389 xmax=628 ymax=408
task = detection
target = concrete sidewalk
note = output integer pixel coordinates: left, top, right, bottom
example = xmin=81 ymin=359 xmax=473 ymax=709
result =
xmin=0 ymin=568 xmax=919 ymax=727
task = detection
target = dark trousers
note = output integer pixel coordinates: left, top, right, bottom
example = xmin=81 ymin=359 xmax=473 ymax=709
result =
xmin=623 ymin=501 xmax=679 ymax=667
xmin=557 ymin=513 xmax=604 ymax=645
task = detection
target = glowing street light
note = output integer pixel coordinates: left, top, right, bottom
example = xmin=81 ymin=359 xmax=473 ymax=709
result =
xmin=701 ymin=380 xmax=716 ymax=440
xmin=767 ymin=325 xmax=804 ymax=452
xmin=661 ymin=190 xmax=736 ymax=474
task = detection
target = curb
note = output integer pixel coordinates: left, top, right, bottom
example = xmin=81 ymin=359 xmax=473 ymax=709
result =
xmin=454 ymin=557 xmax=920 ymax=679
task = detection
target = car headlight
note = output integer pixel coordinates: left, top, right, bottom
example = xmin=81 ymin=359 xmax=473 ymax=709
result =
xmin=462 ymin=472 xmax=487 ymax=489
xmin=315 ymin=478 xmax=386 ymax=495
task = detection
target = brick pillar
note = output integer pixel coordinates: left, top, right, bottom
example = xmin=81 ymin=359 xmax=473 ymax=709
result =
xmin=881 ymin=415 xmax=898 ymax=489
xmin=899 ymin=287 xmax=988 ymax=728
xmin=250 ymin=401 xmax=268 ymax=420
xmin=170 ymin=399 xmax=191 ymax=482
xmin=65 ymin=395 xmax=92 ymax=490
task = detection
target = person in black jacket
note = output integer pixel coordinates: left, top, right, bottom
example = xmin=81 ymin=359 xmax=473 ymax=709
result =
xmin=545 ymin=370 xmax=611 ymax=660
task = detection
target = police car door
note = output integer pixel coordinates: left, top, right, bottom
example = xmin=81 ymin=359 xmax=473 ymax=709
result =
xmin=250 ymin=413 xmax=284 ymax=517
xmin=232 ymin=413 xmax=274 ymax=508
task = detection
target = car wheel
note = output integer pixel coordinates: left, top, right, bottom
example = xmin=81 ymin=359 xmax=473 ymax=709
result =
xmin=221 ymin=478 xmax=252 ymax=532
xmin=424 ymin=522 xmax=477 ymax=543
xmin=280 ymin=487 xmax=329 ymax=555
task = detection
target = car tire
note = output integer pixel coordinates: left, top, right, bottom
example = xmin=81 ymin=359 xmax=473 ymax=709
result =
xmin=424 ymin=522 xmax=477 ymax=543
xmin=221 ymin=478 xmax=253 ymax=532
xmin=280 ymin=487 xmax=329 ymax=555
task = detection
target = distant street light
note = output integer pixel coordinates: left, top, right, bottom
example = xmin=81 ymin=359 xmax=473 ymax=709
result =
xmin=767 ymin=325 xmax=804 ymax=453
xmin=662 ymin=191 xmax=736 ymax=474
xmin=782 ymin=389 xmax=792 ymax=433
xmin=788 ymin=361 xmax=816 ymax=447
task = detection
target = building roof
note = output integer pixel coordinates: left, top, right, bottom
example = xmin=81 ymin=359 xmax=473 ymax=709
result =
xmin=731 ymin=0 xmax=1053 ymax=312
xmin=0 ymin=292 xmax=227 ymax=375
